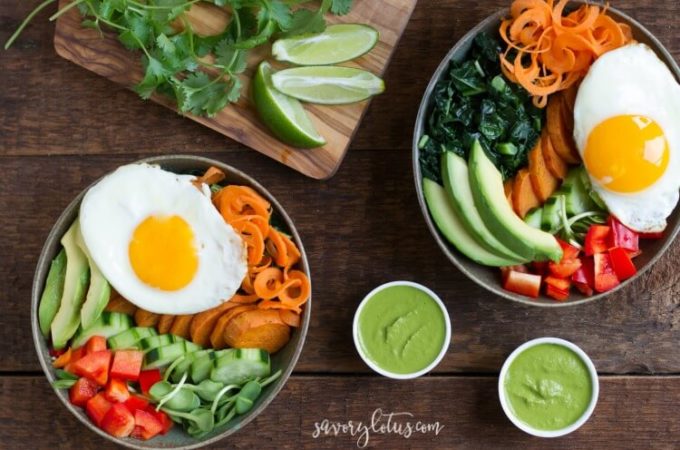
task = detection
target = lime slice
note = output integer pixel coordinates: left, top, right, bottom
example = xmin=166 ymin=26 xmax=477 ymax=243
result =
xmin=271 ymin=66 xmax=385 ymax=105
xmin=272 ymin=24 xmax=379 ymax=66
xmin=252 ymin=62 xmax=326 ymax=149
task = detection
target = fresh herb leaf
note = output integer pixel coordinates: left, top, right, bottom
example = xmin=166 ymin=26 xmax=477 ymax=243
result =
xmin=330 ymin=0 xmax=353 ymax=15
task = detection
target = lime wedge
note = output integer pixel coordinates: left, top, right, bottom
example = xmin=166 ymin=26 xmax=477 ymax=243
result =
xmin=272 ymin=24 xmax=379 ymax=66
xmin=252 ymin=62 xmax=326 ymax=148
xmin=271 ymin=66 xmax=385 ymax=105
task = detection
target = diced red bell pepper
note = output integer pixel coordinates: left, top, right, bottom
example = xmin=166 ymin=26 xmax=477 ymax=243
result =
xmin=110 ymin=350 xmax=144 ymax=381
xmin=609 ymin=247 xmax=637 ymax=281
xmin=500 ymin=264 xmax=528 ymax=283
xmin=101 ymin=403 xmax=136 ymax=438
xmin=85 ymin=336 xmax=108 ymax=354
xmin=124 ymin=395 xmax=150 ymax=413
xmin=627 ymin=249 xmax=642 ymax=259
xmin=86 ymin=393 xmax=112 ymax=427
xmin=544 ymin=276 xmax=571 ymax=291
xmin=546 ymin=284 xmax=570 ymax=301
xmin=640 ymin=231 xmax=664 ymax=239
xmin=503 ymin=270 xmax=542 ymax=298
xmin=130 ymin=409 xmax=164 ymax=440
xmin=150 ymin=409 xmax=173 ymax=435
xmin=549 ymin=258 xmax=582 ymax=278
xmin=105 ymin=378 xmax=130 ymax=403
xmin=557 ymin=239 xmax=580 ymax=260
xmin=584 ymin=225 xmax=611 ymax=256
xmin=593 ymin=253 xmax=620 ymax=292
xmin=69 ymin=377 xmax=99 ymax=407
xmin=64 ymin=346 xmax=86 ymax=374
xmin=572 ymin=257 xmax=594 ymax=285
xmin=574 ymin=282 xmax=594 ymax=296
xmin=138 ymin=369 xmax=162 ymax=395
xmin=607 ymin=217 xmax=639 ymax=252
xmin=73 ymin=350 xmax=112 ymax=386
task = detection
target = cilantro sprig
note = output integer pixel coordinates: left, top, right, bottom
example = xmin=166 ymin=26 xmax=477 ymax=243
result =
xmin=6 ymin=0 xmax=354 ymax=117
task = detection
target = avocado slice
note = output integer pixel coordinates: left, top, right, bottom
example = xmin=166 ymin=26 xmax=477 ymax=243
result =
xmin=423 ymin=178 xmax=521 ymax=267
xmin=468 ymin=141 xmax=563 ymax=262
xmin=441 ymin=152 xmax=527 ymax=264
xmin=75 ymin=225 xmax=111 ymax=330
xmin=50 ymin=219 xmax=90 ymax=349
xmin=38 ymin=249 xmax=67 ymax=337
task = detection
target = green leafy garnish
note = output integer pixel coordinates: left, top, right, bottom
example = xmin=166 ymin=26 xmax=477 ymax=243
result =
xmin=5 ymin=0 xmax=354 ymax=117
xmin=419 ymin=33 xmax=543 ymax=183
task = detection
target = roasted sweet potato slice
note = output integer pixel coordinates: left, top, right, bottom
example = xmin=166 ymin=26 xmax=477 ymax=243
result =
xmin=561 ymin=83 xmax=579 ymax=114
xmin=546 ymin=95 xmax=580 ymax=164
xmin=542 ymin=131 xmax=568 ymax=179
xmin=512 ymin=168 xmax=541 ymax=218
xmin=134 ymin=309 xmax=160 ymax=328
xmin=105 ymin=295 xmax=138 ymax=316
xmin=168 ymin=314 xmax=194 ymax=340
xmin=528 ymin=137 xmax=559 ymax=202
xmin=157 ymin=315 xmax=175 ymax=335
xmin=190 ymin=301 xmax=238 ymax=347
xmin=223 ymin=309 xmax=290 ymax=354
xmin=210 ymin=305 xmax=257 ymax=349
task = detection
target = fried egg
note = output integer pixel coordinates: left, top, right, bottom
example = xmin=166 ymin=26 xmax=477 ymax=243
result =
xmin=79 ymin=164 xmax=247 ymax=314
xmin=573 ymin=43 xmax=680 ymax=232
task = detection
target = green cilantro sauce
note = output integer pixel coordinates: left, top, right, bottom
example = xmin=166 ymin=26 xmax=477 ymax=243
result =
xmin=357 ymin=285 xmax=446 ymax=374
xmin=504 ymin=343 xmax=593 ymax=431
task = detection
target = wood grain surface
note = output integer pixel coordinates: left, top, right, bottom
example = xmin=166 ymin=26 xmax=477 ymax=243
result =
xmin=1 ymin=376 xmax=678 ymax=449
xmin=1 ymin=0 xmax=679 ymax=448
xmin=52 ymin=0 xmax=417 ymax=180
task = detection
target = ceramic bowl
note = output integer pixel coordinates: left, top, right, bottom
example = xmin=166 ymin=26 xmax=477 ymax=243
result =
xmin=31 ymin=155 xmax=311 ymax=449
xmin=412 ymin=4 xmax=680 ymax=306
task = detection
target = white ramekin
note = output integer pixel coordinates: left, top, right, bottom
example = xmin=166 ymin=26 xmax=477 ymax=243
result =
xmin=498 ymin=337 xmax=599 ymax=437
xmin=352 ymin=281 xmax=451 ymax=379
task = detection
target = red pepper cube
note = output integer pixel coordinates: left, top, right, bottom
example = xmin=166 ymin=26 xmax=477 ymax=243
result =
xmin=548 ymin=258 xmax=582 ymax=278
xmin=69 ymin=377 xmax=99 ymax=407
xmin=574 ymin=282 xmax=594 ymax=296
xmin=593 ymin=253 xmax=621 ymax=292
xmin=73 ymin=350 xmax=112 ymax=386
xmin=151 ymin=409 xmax=174 ymax=435
xmin=64 ymin=346 xmax=86 ymax=374
xmin=101 ymin=403 xmax=136 ymax=438
xmin=546 ymin=284 xmax=570 ymax=301
xmin=85 ymin=335 xmax=108 ymax=354
xmin=503 ymin=270 xmax=542 ymax=298
xmin=124 ymin=395 xmax=150 ymax=413
xmin=131 ymin=409 xmax=164 ymax=440
xmin=609 ymin=247 xmax=637 ymax=281
xmin=86 ymin=393 xmax=113 ymax=427
xmin=584 ymin=225 xmax=611 ymax=256
xmin=556 ymin=238 xmax=580 ymax=260
xmin=138 ymin=369 xmax=163 ymax=395
xmin=607 ymin=217 xmax=639 ymax=252
xmin=105 ymin=378 xmax=130 ymax=403
xmin=544 ymin=276 xmax=571 ymax=292
xmin=110 ymin=350 xmax=144 ymax=382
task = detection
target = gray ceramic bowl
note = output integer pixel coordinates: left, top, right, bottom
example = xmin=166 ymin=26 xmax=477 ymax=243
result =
xmin=31 ymin=155 xmax=311 ymax=448
xmin=413 ymin=4 xmax=680 ymax=306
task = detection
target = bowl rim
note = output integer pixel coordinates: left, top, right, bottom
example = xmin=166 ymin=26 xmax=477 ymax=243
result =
xmin=352 ymin=280 xmax=451 ymax=379
xmin=411 ymin=3 xmax=680 ymax=307
xmin=497 ymin=337 xmax=599 ymax=438
xmin=30 ymin=154 xmax=311 ymax=450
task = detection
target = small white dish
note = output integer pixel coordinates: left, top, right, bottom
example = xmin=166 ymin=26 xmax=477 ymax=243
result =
xmin=498 ymin=337 xmax=599 ymax=438
xmin=352 ymin=281 xmax=451 ymax=379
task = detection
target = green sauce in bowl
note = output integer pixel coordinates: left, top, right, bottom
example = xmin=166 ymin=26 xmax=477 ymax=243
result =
xmin=354 ymin=282 xmax=449 ymax=377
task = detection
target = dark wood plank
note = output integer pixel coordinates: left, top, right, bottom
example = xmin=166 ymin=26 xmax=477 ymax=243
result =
xmin=0 ymin=375 xmax=678 ymax=449
xmin=1 ymin=153 xmax=679 ymax=373
xmin=1 ymin=0 xmax=679 ymax=160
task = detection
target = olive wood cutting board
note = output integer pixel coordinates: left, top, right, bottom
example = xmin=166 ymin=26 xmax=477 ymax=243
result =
xmin=53 ymin=0 xmax=417 ymax=179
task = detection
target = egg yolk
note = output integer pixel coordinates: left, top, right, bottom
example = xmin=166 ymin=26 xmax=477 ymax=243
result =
xmin=583 ymin=115 xmax=669 ymax=193
xmin=129 ymin=215 xmax=198 ymax=291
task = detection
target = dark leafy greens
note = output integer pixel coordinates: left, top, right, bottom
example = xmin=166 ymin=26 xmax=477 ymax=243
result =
xmin=419 ymin=33 xmax=543 ymax=183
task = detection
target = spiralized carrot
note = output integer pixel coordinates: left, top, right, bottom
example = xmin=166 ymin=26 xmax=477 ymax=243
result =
xmin=500 ymin=0 xmax=633 ymax=107
xmin=266 ymin=227 xmax=289 ymax=267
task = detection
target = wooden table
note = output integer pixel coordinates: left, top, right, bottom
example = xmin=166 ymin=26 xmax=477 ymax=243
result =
xmin=1 ymin=1 xmax=679 ymax=448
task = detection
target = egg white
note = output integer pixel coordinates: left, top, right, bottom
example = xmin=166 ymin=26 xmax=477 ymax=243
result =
xmin=79 ymin=163 xmax=247 ymax=314
xmin=573 ymin=43 xmax=680 ymax=232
